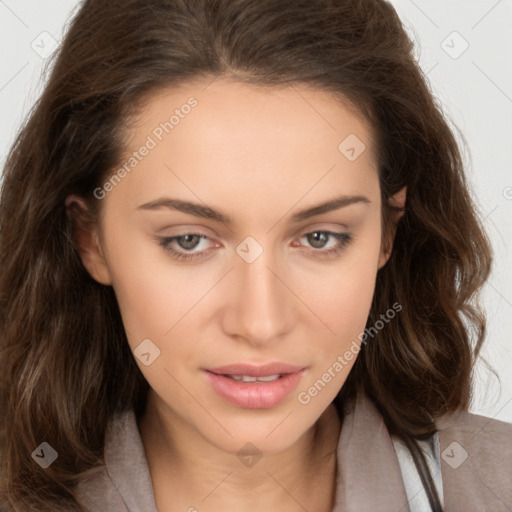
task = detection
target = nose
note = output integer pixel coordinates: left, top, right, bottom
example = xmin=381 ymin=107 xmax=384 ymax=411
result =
xmin=221 ymin=245 xmax=295 ymax=347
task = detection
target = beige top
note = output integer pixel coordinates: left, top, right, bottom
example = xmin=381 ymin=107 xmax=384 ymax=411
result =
xmin=75 ymin=392 xmax=512 ymax=511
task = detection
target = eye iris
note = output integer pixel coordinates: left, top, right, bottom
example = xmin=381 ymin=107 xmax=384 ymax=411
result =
xmin=307 ymin=232 xmax=328 ymax=249
xmin=178 ymin=234 xmax=201 ymax=250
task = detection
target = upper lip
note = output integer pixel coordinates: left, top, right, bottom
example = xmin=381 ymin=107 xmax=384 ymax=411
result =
xmin=206 ymin=363 xmax=306 ymax=377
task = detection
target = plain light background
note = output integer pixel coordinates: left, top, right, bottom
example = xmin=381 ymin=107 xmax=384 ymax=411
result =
xmin=1 ymin=0 xmax=511 ymax=422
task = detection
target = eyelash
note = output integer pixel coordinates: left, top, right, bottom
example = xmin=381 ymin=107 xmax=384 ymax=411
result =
xmin=157 ymin=231 xmax=353 ymax=262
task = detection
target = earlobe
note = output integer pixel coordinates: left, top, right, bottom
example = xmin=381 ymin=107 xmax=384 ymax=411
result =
xmin=65 ymin=195 xmax=113 ymax=285
xmin=388 ymin=186 xmax=407 ymax=223
xmin=378 ymin=245 xmax=392 ymax=269
xmin=378 ymin=186 xmax=407 ymax=269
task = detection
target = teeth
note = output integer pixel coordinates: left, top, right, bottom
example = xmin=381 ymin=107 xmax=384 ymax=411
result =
xmin=228 ymin=374 xmax=281 ymax=382
xmin=256 ymin=374 xmax=281 ymax=382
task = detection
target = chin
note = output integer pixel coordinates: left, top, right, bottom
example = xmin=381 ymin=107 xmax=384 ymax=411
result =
xmin=196 ymin=407 xmax=322 ymax=456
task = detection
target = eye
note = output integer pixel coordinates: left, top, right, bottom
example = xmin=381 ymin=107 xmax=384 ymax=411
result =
xmin=157 ymin=230 xmax=353 ymax=262
xmin=157 ymin=233 xmax=215 ymax=262
xmin=295 ymin=231 xmax=353 ymax=259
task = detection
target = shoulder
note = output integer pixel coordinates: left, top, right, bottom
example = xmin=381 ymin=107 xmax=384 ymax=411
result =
xmin=435 ymin=409 xmax=512 ymax=510
xmin=435 ymin=408 xmax=512 ymax=461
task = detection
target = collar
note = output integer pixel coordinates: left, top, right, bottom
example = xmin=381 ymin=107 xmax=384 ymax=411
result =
xmin=332 ymin=392 xmax=410 ymax=510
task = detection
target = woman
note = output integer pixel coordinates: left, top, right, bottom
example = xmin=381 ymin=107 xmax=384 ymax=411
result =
xmin=1 ymin=0 xmax=510 ymax=511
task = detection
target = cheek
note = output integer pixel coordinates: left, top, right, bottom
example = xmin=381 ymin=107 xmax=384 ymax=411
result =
xmin=105 ymin=243 xmax=204 ymax=393
xmin=293 ymin=236 xmax=381 ymax=407
xmin=99 ymin=219 xmax=196 ymax=346
xmin=296 ymin=230 xmax=382 ymax=341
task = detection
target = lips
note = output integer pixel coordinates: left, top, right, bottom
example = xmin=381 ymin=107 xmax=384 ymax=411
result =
xmin=204 ymin=363 xmax=306 ymax=409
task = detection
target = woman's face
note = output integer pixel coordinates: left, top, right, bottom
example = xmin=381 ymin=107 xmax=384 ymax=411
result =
xmin=76 ymin=78 xmax=399 ymax=455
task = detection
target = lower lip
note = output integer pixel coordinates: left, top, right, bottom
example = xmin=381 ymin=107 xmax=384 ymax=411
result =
xmin=204 ymin=370 xmax=305 ymax=409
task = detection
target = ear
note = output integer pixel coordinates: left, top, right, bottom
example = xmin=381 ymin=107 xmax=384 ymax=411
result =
xmin=65 ymin=194 xmax=113 ymax=285
xmin=378 ymin=186 xmax=407 ymax=269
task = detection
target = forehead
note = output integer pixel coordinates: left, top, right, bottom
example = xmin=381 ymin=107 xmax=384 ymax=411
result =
xmin=126 ymin=77 xmax=376 ymax=159
xmin=107 ymin=78 xmax=380 ymax=221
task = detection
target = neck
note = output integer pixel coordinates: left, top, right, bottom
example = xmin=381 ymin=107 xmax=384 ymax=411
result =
xmin=138 ymin=392 xmax=342 ymax=512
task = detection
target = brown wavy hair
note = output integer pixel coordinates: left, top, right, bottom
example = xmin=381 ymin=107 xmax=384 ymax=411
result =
xmin=0 ymin=0 xmax=492 ymax=510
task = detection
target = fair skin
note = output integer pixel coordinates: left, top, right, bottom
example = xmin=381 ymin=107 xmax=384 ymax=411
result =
xmin=68 ymin=77 xmax=405 ymax=511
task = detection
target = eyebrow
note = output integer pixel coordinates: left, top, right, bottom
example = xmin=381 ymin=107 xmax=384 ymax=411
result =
xmin=137 ymin=194 xmax=371 ymax=224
